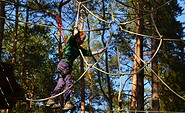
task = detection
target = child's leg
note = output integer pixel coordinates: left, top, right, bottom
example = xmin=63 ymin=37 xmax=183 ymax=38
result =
xmin=63 ymin=74 xmax=73 ymax=103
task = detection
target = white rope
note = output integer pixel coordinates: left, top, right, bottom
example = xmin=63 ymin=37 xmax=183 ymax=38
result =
xmin=1 ymin=0 xmax=184 ymax=104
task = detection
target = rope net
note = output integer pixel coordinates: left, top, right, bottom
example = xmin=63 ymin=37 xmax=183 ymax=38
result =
xmin=1 ymin=0 xmax=185 ymax=112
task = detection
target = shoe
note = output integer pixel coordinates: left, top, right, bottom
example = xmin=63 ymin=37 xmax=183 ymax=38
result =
xmin=46 ymin=99 xmax=55 ymax=107
xmin=62 ymin=101 xmax=75 ymax=111
xmin=50 ymin=103 xmax=61 ymax=109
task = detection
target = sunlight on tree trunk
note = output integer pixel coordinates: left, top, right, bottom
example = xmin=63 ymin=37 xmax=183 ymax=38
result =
xmin=135 ymin=1 xmax=144 ymax=111
xmin=130 ymin=0 xmax=144 ymax=111
xmin=151 ymin=0 xmax=159 ymax=111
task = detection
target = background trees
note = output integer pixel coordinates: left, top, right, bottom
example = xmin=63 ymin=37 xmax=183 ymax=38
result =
xmin=0 ymin=0 xmax=184 ymax=112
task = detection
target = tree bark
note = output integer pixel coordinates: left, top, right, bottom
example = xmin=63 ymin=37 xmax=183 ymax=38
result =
xmin=12 ymin=0 xmax=19 ymax=64
xmin=135 ymin=1 xmax=144 ymax=111
xmin=80 ymin=56 xmax=85 ymax=113
xmin=130 ymin=1 xmax=144 ymax=112
xmin=88 ymin=71 xmax=93 ymax=113
xmin=130 ymin=74 xmax=137 ymax=110
xmin=22 ymin=4 xmax=29 ymax=109
xmin=14 ymin=1 xmax=20 ymax=112
xmin=0 ymin=2 xmax=7 ymax=113
xmin=79 ymin=10 xmax=85 ymax=113
xmin=101 ymin=0 xmax=113 ymax=112
xmin=86 ymin=13 xmax=93 ymax=113
xmin=0 ymin=1 xmax=5 ymax=61
xmin=151 ymin=0 xmax=159 ymax=111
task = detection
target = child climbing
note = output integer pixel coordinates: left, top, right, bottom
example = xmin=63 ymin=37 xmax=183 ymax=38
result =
xmin=46 ymin=26 xmax=106 ymax=110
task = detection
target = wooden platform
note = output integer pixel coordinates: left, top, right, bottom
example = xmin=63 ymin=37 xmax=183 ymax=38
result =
xmin=0 ymin=62 xmax=23 ymax=109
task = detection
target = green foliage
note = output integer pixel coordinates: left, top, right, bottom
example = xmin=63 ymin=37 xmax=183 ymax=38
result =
xmin=2 ymin=10 xmax=58 ymax=111
xmin=0 ymin=0 xmax=184 ymax=112
xmin=154 ymin=0 xmax=185 ymax=111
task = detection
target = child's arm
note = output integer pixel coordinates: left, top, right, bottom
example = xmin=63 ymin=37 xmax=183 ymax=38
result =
xmin=92 ymin=48 xmax=107 ymax=55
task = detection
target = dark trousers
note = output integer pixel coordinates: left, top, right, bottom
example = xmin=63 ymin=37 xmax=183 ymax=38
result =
xmin=51 ymin=60 xmax=72 ymax=103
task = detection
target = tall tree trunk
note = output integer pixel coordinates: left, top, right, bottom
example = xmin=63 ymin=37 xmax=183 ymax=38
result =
xmin=58 ymin=3 xmax=64 ymax=113
xmin=105 ymin=47 xmax=112 ymax=111
xmin=58 ymin=12 xmax=64 ymax=113
xmin=88 ymin=71 xmax=93 ymax=113
xmin=101 ymin=0 xmax=113 ymax=111
xmin=135 ymin=1 xmax=144 ymax=111
xmin=130 ymin=72 xmax=137 ymax=110
xmin=79 ymin=12 xmax=85 ymax=113
xmin=0 ymin=1 xmax=5 ymax=61
xmin=21 ymin=4 xmax=29 ymax=109
xmin=13 ymin=1 xmax=20 ymax=112
xmin=12 ymin=0 xmax=19 ymax=64
xmin=80 ymin=56 xmax=85 ymax=113
xmin=151 ymin=0 xmax=159 ymax=111
xmin=58 ymin=15 xmax=62 ymax=60
xmin=86 ymin=16 xmax=93 ymax=113
xmin=58 ymin=23 xmax=64 ymax=113
xmin=130 ymin=1 xmax=144 ymax=111
xmin=20 ymin=2 xmax=29 ymax=88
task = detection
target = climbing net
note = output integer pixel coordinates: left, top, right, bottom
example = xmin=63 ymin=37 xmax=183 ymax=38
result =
xmin=1 ymin=0 xmax=185 ymax=111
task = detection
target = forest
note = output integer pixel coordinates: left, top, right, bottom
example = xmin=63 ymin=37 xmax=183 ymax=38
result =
xmin=0 ymin=0 xmax=185 ymax=113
